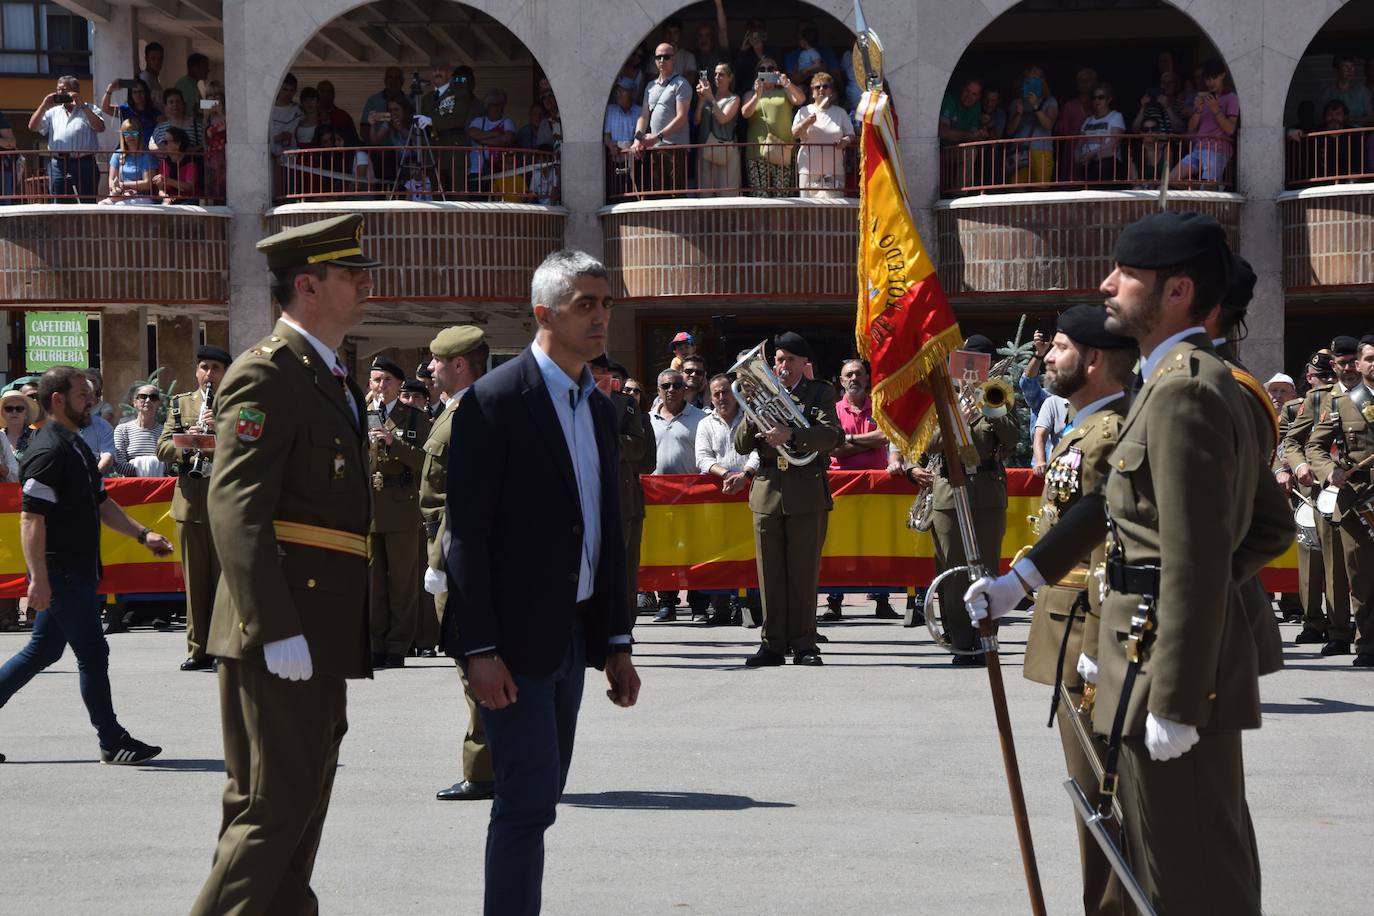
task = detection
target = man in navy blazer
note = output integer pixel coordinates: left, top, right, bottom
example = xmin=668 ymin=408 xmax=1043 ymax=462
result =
xmin=443 ymin=249 xmax=641 ymax=916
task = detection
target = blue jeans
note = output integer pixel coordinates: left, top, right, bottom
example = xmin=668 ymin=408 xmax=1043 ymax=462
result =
xmin=0 ymin=569 xmax=124 ymax=746
xmin=476 ymin=624 xmax=586 ymax=916
xmin=47 ymin=153 xmax=97 ymax=202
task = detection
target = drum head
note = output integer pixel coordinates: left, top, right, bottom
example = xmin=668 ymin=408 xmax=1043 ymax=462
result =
xmin=1296 ymin=502 xmax=1316 ymax=528
xmin=1317 ymin=486 xmax=1340 ymax=516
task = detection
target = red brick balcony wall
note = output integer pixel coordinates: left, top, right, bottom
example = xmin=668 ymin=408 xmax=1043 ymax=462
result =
xmin=600 ymin=201 xmax=858 ymax=301
xmin=0 ymin=207 xmax=229 ymax=305
xmin=935 ymin=194 xmax=1242 ymax=296
xmin=1279 ymin=190 xmax=1374 ymax=291
xmin=265 ymin=205 xmax=567 ymax=303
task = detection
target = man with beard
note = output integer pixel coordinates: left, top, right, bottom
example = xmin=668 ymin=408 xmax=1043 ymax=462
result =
xmin=0 ymin=366 xmax=172 ymax=764
xmin=1019 ymin=305 xmax=1136 ymax=915
xmin=966 ymin=212 xmax=1292 ymax=913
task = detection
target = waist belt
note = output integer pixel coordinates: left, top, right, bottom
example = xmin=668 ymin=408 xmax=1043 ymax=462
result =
xmin=974 ymin=459 xmax=1003 ymax=475
xmin=1106 ymin=559 xmax=1161 ymax=596
xmin=379 ymin=471 xmax=414 ymax=487
xmin=1054 ymin=564 xmax=1092 ymax=590
xmin=273 ymin=520 xmax=368 ymax=559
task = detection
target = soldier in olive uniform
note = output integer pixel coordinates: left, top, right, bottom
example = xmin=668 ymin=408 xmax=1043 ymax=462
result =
xmin=968 ymin=213 xmax=1293 ymax=914
xmin=418 ymin=59 xmax=475 ymax=191
xmin=1018 ymin=306 xmax=1136 ymax=916
xmin=1282 ymin=351 xmax=1348 ymax=645
xmin=911 ymin=334 xmax=1020 ymax=666
xmin=1306 ymin=335 xmax=1374 ymax=668
xmin=191 ymin=214 xmax=378 ymax=915
xmin=367 ymin=355 xmax=432 ymax=668
xmin=156 ymin=344 xmax=231 ymax=671
xmin=419 ymin=325 xmax=498 ymax=803
xmin=598 ymin=357 xmax=655 ymax=630
xmin=734 ymin=332 xmax=843 ymax=667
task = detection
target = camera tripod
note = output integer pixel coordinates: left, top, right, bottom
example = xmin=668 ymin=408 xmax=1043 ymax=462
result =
xmin=390 ymin=78 xmax=447 ymax=201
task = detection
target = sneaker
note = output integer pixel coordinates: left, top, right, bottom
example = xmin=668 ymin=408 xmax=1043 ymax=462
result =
xmin=100 ymin=733 xmax=162 ymax=765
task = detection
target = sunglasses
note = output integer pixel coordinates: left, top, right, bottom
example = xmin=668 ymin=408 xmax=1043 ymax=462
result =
xmin=659 ymin=382 xmax=684 ymax=390
xmin=758 ymin=67 xmax=778 ymax=73
xmin=655 ymin=54 xmax=673 ymax=61
xmin=681 ymin=367 xmax=704 ymax=375
xmin=135 ymin=393 xmax=160 ymax=401
xmin=3 ymin=405 xmax=27 ymax=413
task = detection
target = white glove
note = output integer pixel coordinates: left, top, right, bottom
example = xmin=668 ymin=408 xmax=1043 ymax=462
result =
xmin=1076 ymin=653 xmax=1098 ymax=684
xmin=414 ymin=114 xmax=433 ymax=130
xmin=423 ymin=566 xmax=446 ymax=596
xmin=1144 ymin=712 xmax=1199 ymax=762
xmin=964 ymin=558 xmax=1045 ymax=622
xmin=263 ymin=635 xmax=313 ymax=682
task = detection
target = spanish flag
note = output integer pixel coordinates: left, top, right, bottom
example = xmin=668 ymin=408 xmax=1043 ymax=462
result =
xmin=855 ymin=90 xmax=962 ymax=459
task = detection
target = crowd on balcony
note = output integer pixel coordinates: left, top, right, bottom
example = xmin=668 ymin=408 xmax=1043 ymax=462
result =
xmin=604 ymin=1 xmax=863 ymax=200
xmin=17 ymin=44 xmax=226 ymax=205
xmin=270 ymin=64 xmax=562 ymax=204
xmin=939 ymin=52 xmax=1240 ymax=193
xmin=1285 ymin=55 xmax=1374 ymax=184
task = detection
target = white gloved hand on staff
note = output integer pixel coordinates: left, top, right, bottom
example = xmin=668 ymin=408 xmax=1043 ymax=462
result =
xmin=1144 ymin=713 xmax=1199 ymax=761
xmin=1076 ymin=653 xmax=1098 ymax=684
xmin=423 ymin=566 xmax=446 ymax=596
xmin=263 ymin=635 xmax=313 ymax=682
xmin=964 ymin=558 xmax=1046 ymax=622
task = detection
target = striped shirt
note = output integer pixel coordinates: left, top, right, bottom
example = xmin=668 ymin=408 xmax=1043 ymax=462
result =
xmin=114 ymin=420 xmax=163 ymax=476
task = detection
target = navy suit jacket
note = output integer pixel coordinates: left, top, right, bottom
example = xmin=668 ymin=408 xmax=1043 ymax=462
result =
xmin=441 ymin=345 xmax=629 ymax=676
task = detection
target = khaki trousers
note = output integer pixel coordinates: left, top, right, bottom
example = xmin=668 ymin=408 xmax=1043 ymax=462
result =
xmin=1336 ymin=516 xmax=1374 ymax=652
xmin=1314 ymin=512 xmax=1351 ymax=636
xmin=436 ymin=590 xmax=492 ymax=783
xmin=179 ymin=520 xmax=220 ymax=660
xmin=931 ymin=505 xmax=1006 ymax=651
xmin=191 ymin=659 xmax=347 ymax=916
xmin=753 ymin=510 xmax=827 ymax=655
xmin=414 ymin=532 xmax=440 ymax=651
xmin=1056 ymin=686 xmax=1126 ymax=916
xmin=369 ymin=528 xmax=420 ymax=655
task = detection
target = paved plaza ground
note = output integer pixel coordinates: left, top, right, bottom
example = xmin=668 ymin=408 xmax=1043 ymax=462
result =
xmin=1 ymin=601 xmax=1368 ymax=915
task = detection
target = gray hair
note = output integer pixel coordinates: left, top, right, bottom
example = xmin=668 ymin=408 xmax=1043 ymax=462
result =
xmin=657 ymin=368 xmax=683 ymax=386
xmin=530 ymin=249 xmax=608 ymax=313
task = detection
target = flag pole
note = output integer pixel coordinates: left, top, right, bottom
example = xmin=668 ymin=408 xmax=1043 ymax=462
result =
xmin=928 ymin=363 xmax=1047 ymax=916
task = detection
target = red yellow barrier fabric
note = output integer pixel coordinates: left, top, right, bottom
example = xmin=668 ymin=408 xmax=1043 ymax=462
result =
xmin=0 ymin=471 xmax=1297 ymax=598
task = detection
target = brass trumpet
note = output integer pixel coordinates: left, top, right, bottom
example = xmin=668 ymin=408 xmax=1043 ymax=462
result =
xmin=976 ymin=377 xmax=1015 ymax=418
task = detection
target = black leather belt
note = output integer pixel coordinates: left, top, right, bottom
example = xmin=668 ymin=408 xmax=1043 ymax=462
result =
xmin=1105 ymin=559 xmax=1161 ymax=596
xmin=379 ymin=471 xmax=414 ymax=487
xmin=941 ymin=459 xmax=1002 ymax=478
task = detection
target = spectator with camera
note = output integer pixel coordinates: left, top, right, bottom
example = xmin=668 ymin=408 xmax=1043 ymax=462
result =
xmin=1171 ymin=57 xmax=1238 ymax=185
xmin=102 ymin=119 xmax=157 ymax=205
xmin=369 ymin=97 xmax=414 ymax=185
xmin=1006 ymin=66 xmax=1057 ymax=185
xmin=631 ymin=43 xmax=693 ymax=193
xmin=100 ymin=78 xmax=160 ymax=143
xmin=741 ymin=56 xmax=805 ymax=196
xmin=1133 ymin=69 xmax=1186 ymax=135
xmin=360 ymin=67 xmax=407 ymax=144
xmin=693 ymin=2 xmax=731 ymax=75
xmin=695 ymin=63 xmax=741 ymax=194
xmin=29 ymin=76 xmax=104 ymax=202
xmin=793 ymin=72 xmax=854 ymax=197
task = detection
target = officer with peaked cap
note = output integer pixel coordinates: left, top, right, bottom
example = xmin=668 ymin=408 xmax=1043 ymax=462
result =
xmin=157 ymin=343 xmax=233 ymax=671
xmin=192 ymin=213 xmax=379 ymax=915
xmin=966 ymin=211 xmax=1293 ymax=913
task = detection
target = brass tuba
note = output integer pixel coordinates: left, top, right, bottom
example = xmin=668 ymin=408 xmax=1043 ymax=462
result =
xmin=905 ymin=453 xmax=941 ymax=531
xmin=729 ymin=341 xmax=818 ymax=466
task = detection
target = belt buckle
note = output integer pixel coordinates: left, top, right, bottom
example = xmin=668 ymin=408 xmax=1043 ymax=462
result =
xmin=777 ymin=456 xmax=789 ymax=471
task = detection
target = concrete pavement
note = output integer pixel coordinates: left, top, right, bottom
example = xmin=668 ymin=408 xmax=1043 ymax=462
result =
xmin=0 ymin=603 xmax=1368 ymax=914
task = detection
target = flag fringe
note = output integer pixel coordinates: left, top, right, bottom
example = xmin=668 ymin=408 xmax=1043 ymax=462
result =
xmin=869 ymin=323 xmax=963 ymax=460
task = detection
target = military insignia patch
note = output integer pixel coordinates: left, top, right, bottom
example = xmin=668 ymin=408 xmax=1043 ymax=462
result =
xmin=333 ymin=451 xmax=346 ymax=479
xmin=1363 ymin=403 xmax=1374 ymax=424
xmin=236 ymin=407 xmax=266 ymax=442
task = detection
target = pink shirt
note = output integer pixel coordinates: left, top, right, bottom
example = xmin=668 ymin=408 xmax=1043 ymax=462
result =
xmin=831 ymin=395 xmax=888 ymax=470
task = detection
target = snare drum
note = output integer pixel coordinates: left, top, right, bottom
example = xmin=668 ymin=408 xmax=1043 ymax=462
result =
xmin=1294 ymin=501 xmax=1320 ymax=551
xmin=1354 ymin=493 xmax=1374 ymax=535
xmin=1317 ymin=485 xmax=1340 ymax=519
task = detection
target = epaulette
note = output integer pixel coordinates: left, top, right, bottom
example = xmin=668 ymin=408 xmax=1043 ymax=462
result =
xmin=1152 ymin=350 xmax=1190 ymax=381
xmin=1230 ymin=366 xmax=1281 ymax=451
xmin=1097 ymin=413 xmax=1119 ymax=441
xmin=245 ymin=334 xmax=287 ymax=361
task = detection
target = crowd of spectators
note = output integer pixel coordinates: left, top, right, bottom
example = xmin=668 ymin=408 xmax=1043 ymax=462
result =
xmin=1286 ymin=55 xmax=1374 ymax=182
xmin=19 ymin=44 xmax=222 ymax=204
xmin=941 ymin=53 xmax=1240 ymax=191
xmin=606 ymin=2 xmax=863 ymax=199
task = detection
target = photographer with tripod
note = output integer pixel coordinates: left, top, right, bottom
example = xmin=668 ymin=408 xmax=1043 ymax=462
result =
xmin=418 ymin=60 xmax=476 ymax=194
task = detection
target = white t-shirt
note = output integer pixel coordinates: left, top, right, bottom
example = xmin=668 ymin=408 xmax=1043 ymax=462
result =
xmin=270 ymin=103 xmax=303 ymax=153
xmin=1079 ymin=111 xmax=1124 ymax=159
xmin=792 ymin=103 xmax=854 ymax=182
xmin=467 ymin=115 xmax=516 ymax=173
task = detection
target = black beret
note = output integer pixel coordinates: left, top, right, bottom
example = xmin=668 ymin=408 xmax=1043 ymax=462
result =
xmin=1221 ymin=253 xmax=1256 ymax=313
xmin=401 ymin=379 xmax=428 ymax=396
xmin=589 ymin=354 xmax=613 ymax=370
xmin=196 ymin=345 xmax=232 ymax=365
xmin=1308 ymin=350 xmax=1336 ymax=378
xmin=370 ymin=355 xmax=406 ymax=380
xmin=1112 ymin=211 xmax=1229 ymax=269
xmin=608 ymin=360 xmax=629 ymax=377
xmin=415 ymin=363 xmax=433 ymax=379
xmin=1361 ymin=334 xmax=1374 ymax=348
xmin=1331 ymin=335 xmax=1360 ymax=356
xmin=962 ymin=334 xmax=997 ymax=356
xmin=1055 ymin=305 xmax=1135 ymax=350
xmin=773 ymin=331 xmax=812 ymax=360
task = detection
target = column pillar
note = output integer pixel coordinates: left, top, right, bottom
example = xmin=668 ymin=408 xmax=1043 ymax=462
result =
xmin=90 ymin=3 xmax=137 ymax=105
xmin=1237 ymin=124 xmax=1285 ymax=378
xmin=100 ymin=306 xmax=148 ymax=408
xmin=155 ymin=314 xmax=196 ymax=395
xmin=561 ymin=138 xmax=602 ymax=258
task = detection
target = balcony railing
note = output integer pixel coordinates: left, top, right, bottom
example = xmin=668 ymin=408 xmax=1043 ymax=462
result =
xmin=604 ymin=140 xmax=858 ymax=203
xmin=0 ymin=148 xmax=225 ymax=206
xmin=273 ymin=145 xmax=561 ymax=205
xmin=1284 ymin=126 xmax=1374 ymax=189
xmin=939 ymin=133 xmax=1236 ymax=196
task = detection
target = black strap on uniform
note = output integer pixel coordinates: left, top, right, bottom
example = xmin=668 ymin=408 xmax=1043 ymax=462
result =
xmin=1098 ymin=594 xmax=1155 ymax=817
xmin=1047 ymin=589 xmax=1090 ymax=728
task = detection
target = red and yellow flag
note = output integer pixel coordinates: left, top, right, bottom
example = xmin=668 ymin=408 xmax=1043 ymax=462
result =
xmin=855 ymin=90 xmax=963 ymax=458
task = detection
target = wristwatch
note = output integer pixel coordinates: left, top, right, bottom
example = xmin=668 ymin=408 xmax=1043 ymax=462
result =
xmin=136 ymin=527 xmax=152 ymax=545
xmin=634 ymin=129 xmax=646 ymax=141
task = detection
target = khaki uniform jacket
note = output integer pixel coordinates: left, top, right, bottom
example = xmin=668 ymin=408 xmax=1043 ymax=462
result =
xmin=420 ymin=394 xmax=461 ymax=573
xmin=1307 ymin=384 xmax=1374 ymax=520
xmin=733 ymin=377 xmax=843 ymax=516
xmin=419 ymin=86 xmax=474 ymax=144
xmin=613 ymin=391 xmax=655 ymax=521
xmin=1023 ymin=395 xmax=1128 ymax=687
xmin=1030 ymin=334 xmax=1293 ymax=736
xmin=1277 ymin=396 xmax=1307 ymax=477
xmin=368 ymin=399 xmax=430 ymax=533
xmin=927 ymin=412 xmax=1020 ymax=511
xmin=156 ymin=388 xmax=209 ymax=523
xmin=206 ymin=320 xmax=372 ymax=680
